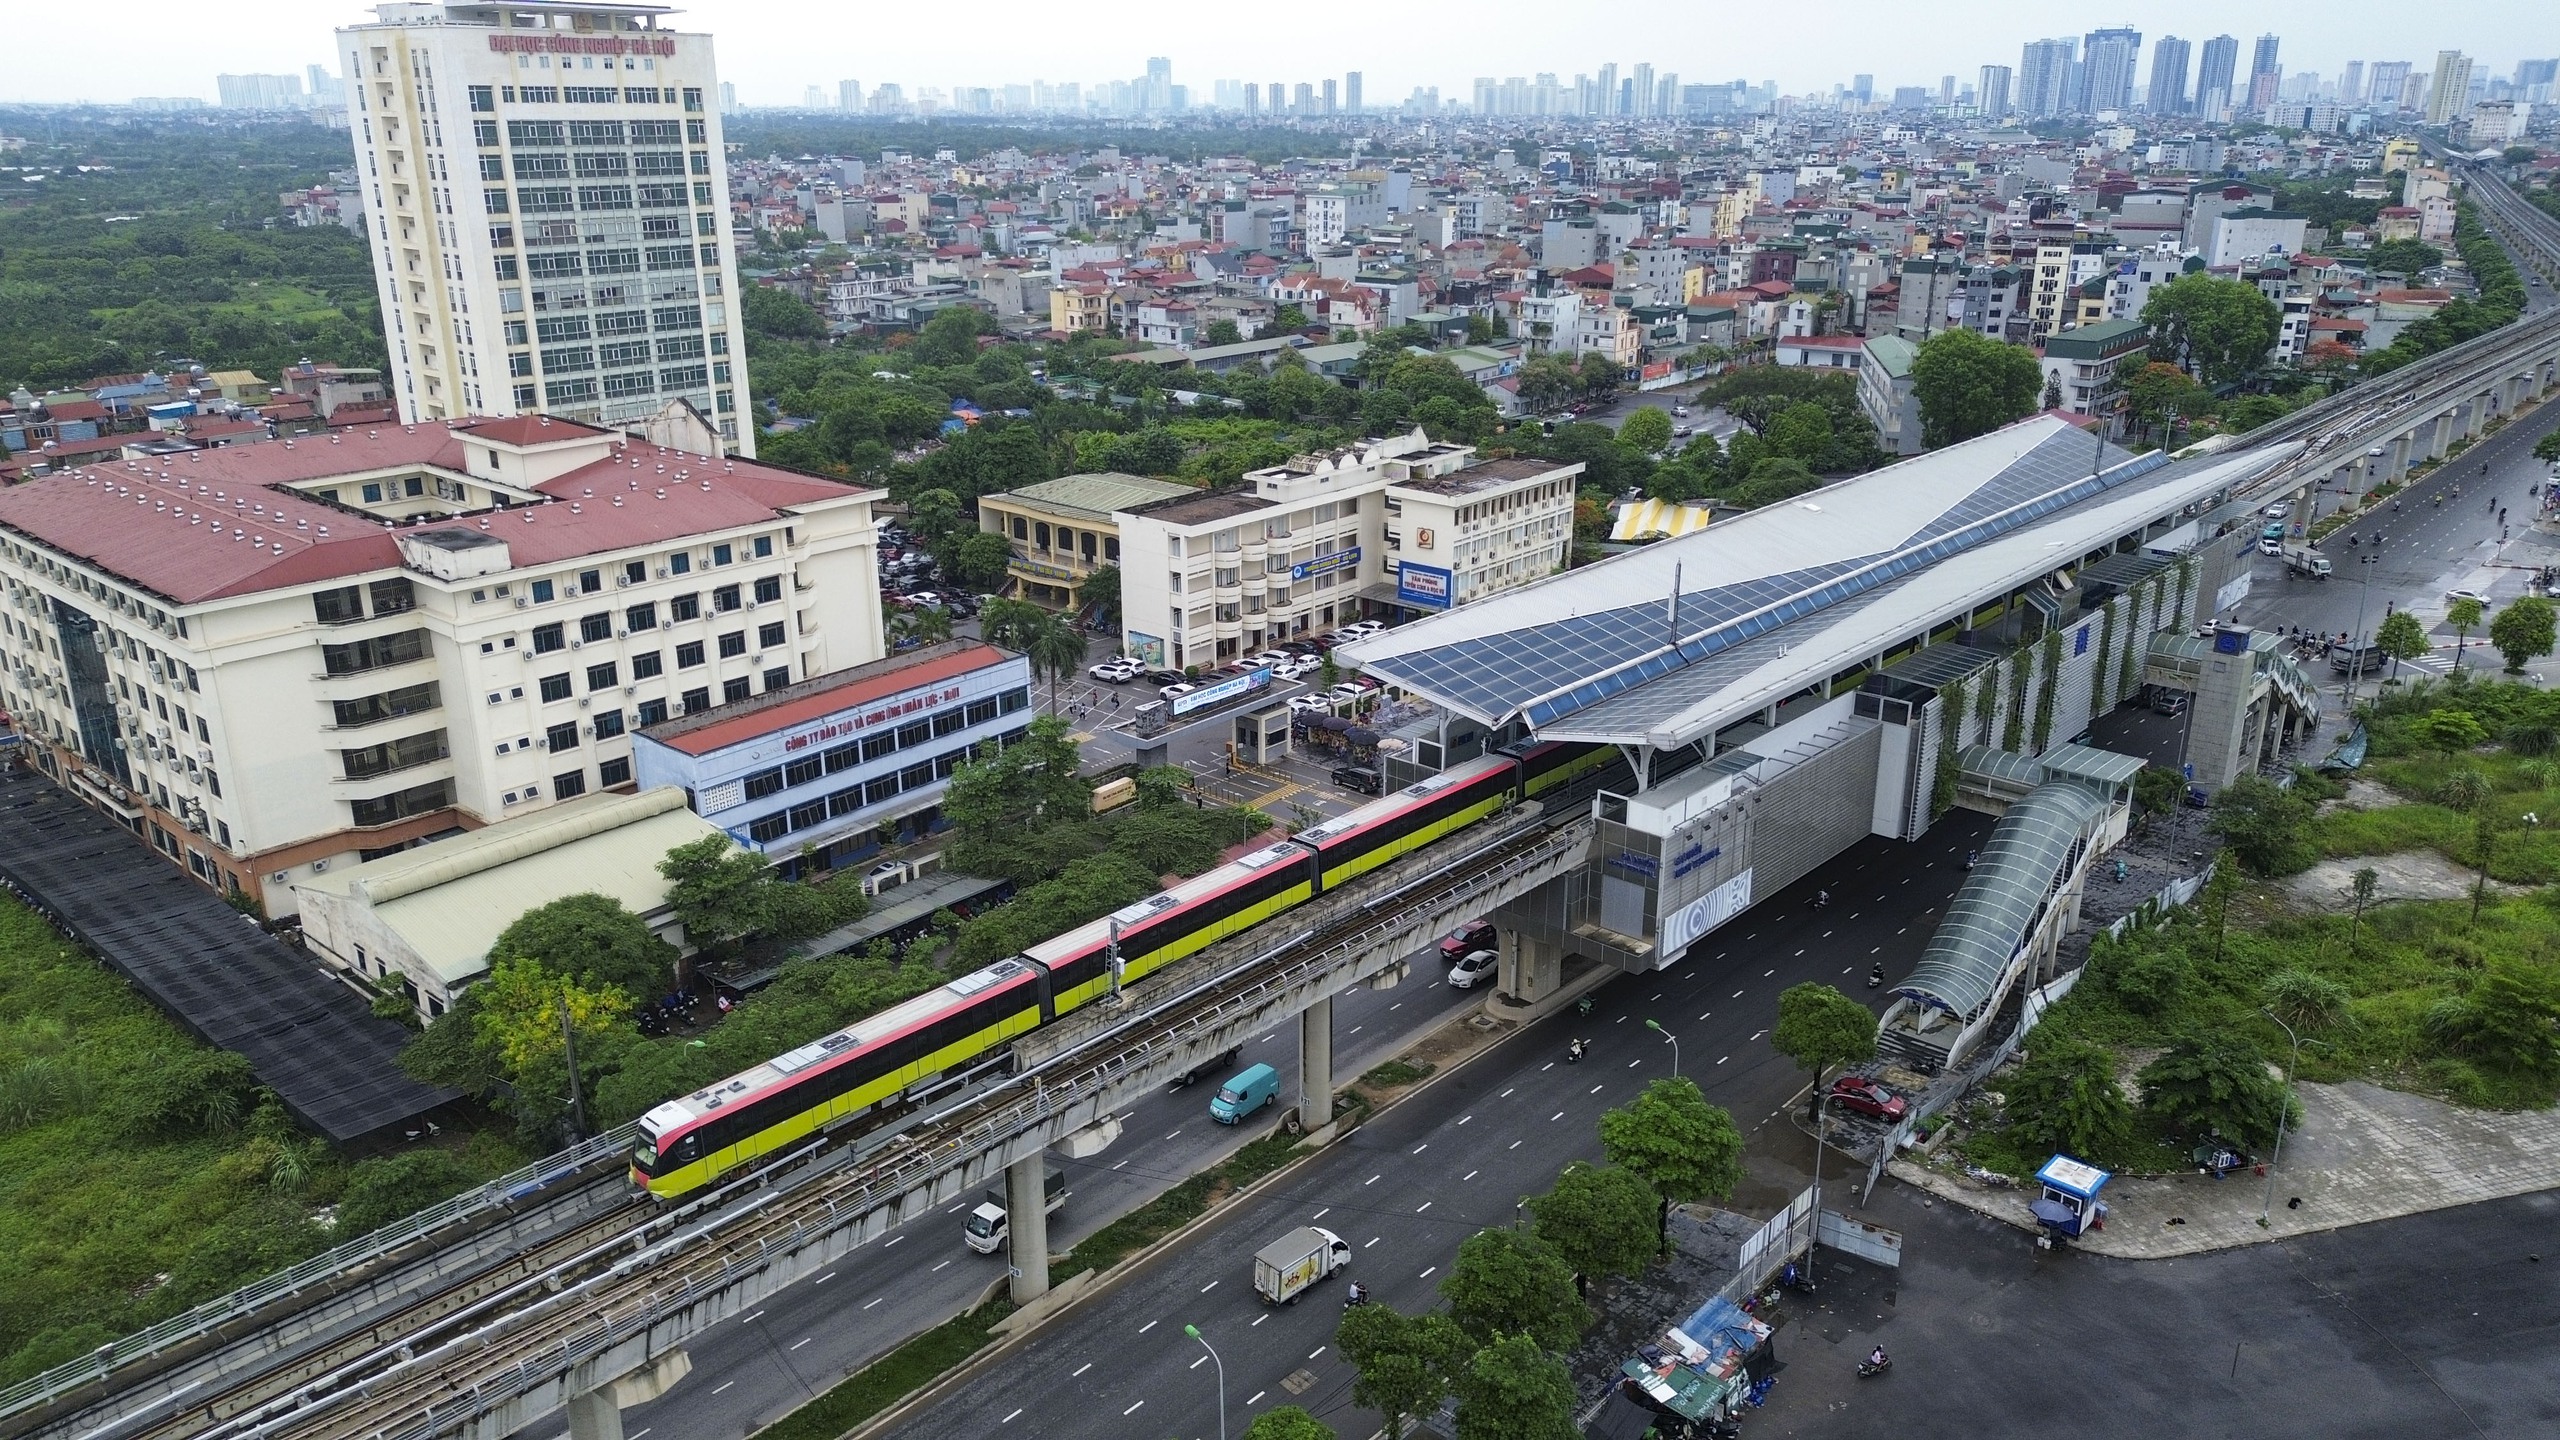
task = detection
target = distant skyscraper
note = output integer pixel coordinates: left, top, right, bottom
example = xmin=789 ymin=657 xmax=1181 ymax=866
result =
xmin=2146 ymin=36 xmax=2191 ymax=113
xmin=1345 ymin=71 xmax=1362 ymax=113
xmin=1321 ymin=77 xmax=1337 ymax=113
xmin=336 ymin=3 xmax=751 ymax=449
xmin=305 ymin=64 xmax=345 ymax=106
xmin=802 ymin=85 xmax=825 ymax=110
xmin=2426 ymin=50 xmax=2473 ymax=123
xmin=720 ymin=80 xmax=738 ymax=114
xmin=2338 ymin=61 xmax=2363 ymax=105
xmin=1851 ymin=73 xmax=1873 ymax=105
xmin=2247 ymin=34 xmax=2282 ymax=111
xmin=1596 ymin=63 xmax=1619 ymax=115
xmin=1633 ymin=63 xmax=1655 ymax=116
xmin=839 ymin=79 xmax=862 ymax=111
xmin=2195 ymin=34 xmax=2239 ymax=117
xmin=1978 ymin=64 xmax=2014 ymax=119
xmin=2018 ymin=38 xmax=2076 ymax=118
xmin=2080 ymin=27 xmax=2141 ymax=112
xmin=2517 ymin=59 xmax=2558 ymax=104
xmin=2368 ymin=60 xmax=2411 ymax=108
xmin=215 ymin=73 xmax=305 ymax=109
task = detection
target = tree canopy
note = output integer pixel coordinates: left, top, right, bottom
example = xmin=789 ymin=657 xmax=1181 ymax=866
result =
xmin=489 ymin=893 xmax=679 ymax=998
xmin=1526 ymin=1163 xmax=1660 ymax=1280
xmin=1597 ymin=1076 xmax=1745 ymax=1230
xmin=2141 ymin=273 xmax=2282 ymax=387
xmin=1773 ymin=982 xmax=1879 ymax=1104
xmin=1439 ymin=1229 xmax=1585 ymax=1352
xmin=1910 ymin=328 xmax=2043 ymax=448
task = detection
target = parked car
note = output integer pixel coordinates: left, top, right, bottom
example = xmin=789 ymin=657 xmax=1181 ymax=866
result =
xmin=1326 ymin=684 xmax=1368 ymax=705
xmin=1331 ymin=764 xmax=1384 ymax=795
xmin=1273 ymin=660 xmax=1312 ymax=681
xmin=1288 ymin=694 xmax=1332 ymax=713
xmin=1246 ymin=650 xmax=1293 ymax=669
xmin=1090 ymin=659 xmax=1140 ymax=683
xmin=1440 ymin=920 xmax=1496 ymax=961
xmin=1159 ymin=682 xmax=1198 ymax=703
xmin=1828 ymin=1075 xmax=1908 ymax=1122
xmin=1447 ymin=949 xmax=1499 ymax=989
xmin=1145 ymin=668 xmax=1185 ymax=687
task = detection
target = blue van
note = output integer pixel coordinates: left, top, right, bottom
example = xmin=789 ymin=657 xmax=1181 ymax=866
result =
xmin=1209 ymin=1063 xmax=1280 ymax=1124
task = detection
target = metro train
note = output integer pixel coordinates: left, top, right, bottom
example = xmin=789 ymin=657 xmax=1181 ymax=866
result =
xmin=630 ymin=739 xmax=1624 ymax=1197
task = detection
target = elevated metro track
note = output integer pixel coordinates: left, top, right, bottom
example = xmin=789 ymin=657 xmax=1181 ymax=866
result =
xmin=74 ymin=810 xmax=1592 ymax=1440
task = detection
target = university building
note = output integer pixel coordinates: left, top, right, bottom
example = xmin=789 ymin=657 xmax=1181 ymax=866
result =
xmin=0 ymin=415 xmax=884 ymax=914
xmin=336 ymin=2 xmax=755 ymax=452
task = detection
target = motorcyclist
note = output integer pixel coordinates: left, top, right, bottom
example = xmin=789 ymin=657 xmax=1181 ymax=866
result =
xmin=1345 ymin=1282 xmax=1369 ymax=1306
xmin=1867 ymin=962 xmax=1886 ymax=988
xmin=1815 ymin=889 xmax=1831 ymax=908
xmin=1568 ymin=1038 xmax=1589 ymax=1062
xmin=1868 ymin=1346 xmax=1889 ymax=1368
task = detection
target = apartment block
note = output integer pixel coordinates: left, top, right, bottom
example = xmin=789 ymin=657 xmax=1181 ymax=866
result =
xmin=336 ymin=3 xmax=754 ymax=452
xmin=0 ymin=416 xmax=883 ymax=915
xmin=1111 ymin=432 xmax=1580 ymax=671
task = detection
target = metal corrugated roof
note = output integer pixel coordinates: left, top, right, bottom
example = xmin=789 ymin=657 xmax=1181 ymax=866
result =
xmin=1898 ymin=782 xmax=2108 ymax=1019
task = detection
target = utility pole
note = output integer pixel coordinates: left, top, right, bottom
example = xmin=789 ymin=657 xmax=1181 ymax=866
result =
xmin=559 ymin=1004 xmax=590 ymax=1143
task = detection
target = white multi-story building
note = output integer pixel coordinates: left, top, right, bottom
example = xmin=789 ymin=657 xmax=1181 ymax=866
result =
xmin=1112 ymin=431 xmax=1580 ymax=671
xmin=336 ymin=2 xmax=754 ymax=454
xmin=0 ymin=415 xmax=882 ymax=916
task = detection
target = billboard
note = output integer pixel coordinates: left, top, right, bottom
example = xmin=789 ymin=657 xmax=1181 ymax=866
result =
xmin=1291 ymin=547 xmax=1362 ymax=582
xmin=1395 ymin=562 xmax=1454 ymax=609
xmin=1170 ymin=665 xmax=1273 ymax=717
xmin=1127 ymin=632 xmax=1167 ymax=666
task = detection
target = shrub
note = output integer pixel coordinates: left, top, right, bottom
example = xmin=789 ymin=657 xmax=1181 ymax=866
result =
xmin=2263 ymin=969 xmax=2353 ymax=1032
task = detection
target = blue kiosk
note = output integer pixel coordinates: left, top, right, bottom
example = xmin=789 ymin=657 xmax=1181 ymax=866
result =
xmin=2030 ymin=1154 xmax=2111 ymax=1248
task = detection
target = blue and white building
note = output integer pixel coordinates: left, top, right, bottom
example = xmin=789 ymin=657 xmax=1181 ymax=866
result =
xmin=632 ymin=640 xmax=1033 ymax=874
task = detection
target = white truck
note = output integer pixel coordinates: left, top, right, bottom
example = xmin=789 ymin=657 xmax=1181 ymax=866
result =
xmin=2281 ymin=546 xmax=2331 ymax=581
xmin=963 ymin=1168 xmax=1067 ymax=1254
xmin=1253 ymin=1225 xmax=1352 ymax=1304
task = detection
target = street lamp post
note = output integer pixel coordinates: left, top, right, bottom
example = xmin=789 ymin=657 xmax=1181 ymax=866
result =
xmin=2343 ymin=553 xmax=2379 ymax=707
xmin=1644 ymin=1018 xmax=1680 ymax=1076
xmin=1804 ymin=1083 xmax=1830 ymax=1285
xmin=2258 ymin=1009 xmax=2303 ymax=1228
xmin=1183 ymin=1324 xmax=1226 ymax=1440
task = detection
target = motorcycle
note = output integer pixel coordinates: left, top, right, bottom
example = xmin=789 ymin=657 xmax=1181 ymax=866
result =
xmin=1780 ymin=1260 xmax=1817 ymax=1293
xmin=1857 ymin=1354 xmax=1893 ymax=1379
xmin=1866 ymin=964 xmax=1886 ymax=990
xmin=1344 ymin=1284 xmax=1370 ymax=1310
xmin=1567 ymin=1038 xmax=1589 ymax=1064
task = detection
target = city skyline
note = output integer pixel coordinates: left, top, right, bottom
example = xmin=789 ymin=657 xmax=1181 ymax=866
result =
xmin=2 ymin=0 xmax=2553 ymax=110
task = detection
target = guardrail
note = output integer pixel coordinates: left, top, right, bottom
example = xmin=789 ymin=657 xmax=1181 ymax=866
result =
xmin=0 ymin=1123 xmax=638 ymax=1423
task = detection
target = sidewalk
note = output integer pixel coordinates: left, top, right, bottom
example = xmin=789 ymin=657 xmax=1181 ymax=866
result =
xmin=1890 ymin=1079 xmax=2560 ymax=1258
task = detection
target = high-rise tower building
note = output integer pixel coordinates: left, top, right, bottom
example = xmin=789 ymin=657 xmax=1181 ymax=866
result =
xmin=2079 ymin=27 xmax=2142 ymax=112
xmin=1977 ymin=64 xmax=2013 ymax=119
xmin=336 ymin=2 xmax=753 ymax=454
xmin=2247 ymin=34 xmax=2282 ymax=111
xmin=2337 ymin=61 xmax=2363 ymax=105
xmin=1344 ymin=71 xmax=1362 ymax=113
xmin=2367 ymin=60 xmax=2412 ymax=108
xmin=2425 ymin=51 xmax=2473 ymax=124
xmin=2018 ymin=38 xmax=2076 ymax=118
xmin=2146 ymin=36 xmax=2191 ymax=114
xmin=2195 ymin=34 xmax=2238 ymax=118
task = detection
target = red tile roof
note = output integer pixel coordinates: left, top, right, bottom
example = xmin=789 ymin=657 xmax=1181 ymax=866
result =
xmin=647 ymin=643 xmax=1010 ymax=756
xmin=0 ymin=419 xmax=870 ymax=608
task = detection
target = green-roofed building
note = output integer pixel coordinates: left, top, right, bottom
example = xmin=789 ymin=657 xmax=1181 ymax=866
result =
xmin=978 ymin=471 xmax=1197 ymax=613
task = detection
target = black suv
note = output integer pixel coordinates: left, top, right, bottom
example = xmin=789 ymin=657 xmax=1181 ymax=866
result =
xmin=1331 ymin=765 xmax=1384 ymax=795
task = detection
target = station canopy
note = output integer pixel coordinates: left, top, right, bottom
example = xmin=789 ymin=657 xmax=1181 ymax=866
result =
xmin=1342 ymin=417 xmax=2295 ymax=753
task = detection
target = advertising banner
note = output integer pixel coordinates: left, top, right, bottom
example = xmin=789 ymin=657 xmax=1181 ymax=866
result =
xmin=1395 ymin=562 xmax=1453 ymax=609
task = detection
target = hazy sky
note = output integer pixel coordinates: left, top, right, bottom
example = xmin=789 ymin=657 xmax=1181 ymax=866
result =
xmin=2 ymin=1 xmax=2552 ymax=107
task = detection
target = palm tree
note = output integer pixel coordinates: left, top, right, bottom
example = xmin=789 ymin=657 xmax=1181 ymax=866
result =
xmin=980 ymin=598 xmax=1047 ymax=652
xmin=1024 ymin=613 xmax=1088 ymax=714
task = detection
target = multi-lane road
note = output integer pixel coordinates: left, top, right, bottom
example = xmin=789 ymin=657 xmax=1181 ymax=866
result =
xmin=874 ymin=816 xmax=1990 ymax=1440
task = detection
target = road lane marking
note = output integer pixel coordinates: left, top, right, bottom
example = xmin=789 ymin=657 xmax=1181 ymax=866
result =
xmin=1310 ymin=1346 xmax=1328 ymax=1359
xmin=1074 ymin=1362 xmax=1094 ymax=1377
xmin=1004 ymin=1409 xmax=1023 ymax=1424
xmin=947 ymin=1202 xmax=966 ymax=1214
xmin=713 ymin=1382 xmax=735 ymax=1395
xmin=1511 ymin=1140 xmax=1524 ymax=1149
xmin=1253 ymin=1314 xmax=1269 ymax=1327
xmin=1113 ymin=1159 xmax=1130 ymax=1170
xmin=1733 ymin=990 xmax=1745 ymax=998
xmin=1165 ymin=1129 xmax=1182 ymax=1140
xmin=1552 ymin=1110 xmax=1566 ymax=1121
xmin=816 ymin=1271 xmax=834 ymax=1284
xmin=863 ymin=1297 xmax=883 ymax=1310
xmin=1421 ymin=1265 xmax=1438 ymax=1278
xmin=1413 ymin=1143 xmax=1429 ymax=1154
xmin=1749 ymin=1029 xmax=1765 ymax=1041
xmin=1458 ymin=1115 xmax=1472 ymax=1125
xmin=1417 ymin=1201 xmax=1432 ymax=1212
xmin=1590 ymin=1084 xmax=1604 ymax=1094
xmin=1138 ymin=1320 xmax=1158 ymax=1334
xmin=1627 ymin=1059 xmax=1641 ymax=1068
xmin=931 ymin=1260 xmax=951 ymax=1273
xmin=1192 ymin=1355 xmax=1208 ymax=1370
xmin=790 ymin=1337 xmax=813 ymax=1351
xmin=1366 ymin=1174 xmax=1383 ymax=1185
xmin=884 ymin=1236 xmax=904 ymax=1248
xmin=747 ymin=1311 xmax=765 ymax=1324
xmin=1203 ymin=1280 xmax=1220 ymax=1293
xmin=1501 ymin=1087 xmax=1516 ymax=1098
xmin=1718 ymin=1056 xmax=1729 ymax=1065
xmin=1541 ymin=1062 xmax=1555 ymax=1071
xmin=1464 ymin=1169 xmax=1479 ymax=1180
xmin=1367 ymin=1236 xmax=1381 ymax=1247
xmin=1125 ymin=1402 xmax=1145 ymax=1416
xmin=1312 ymin=1207 xmax=1330 ymax=1219
xmin=1248 ymin=1391 xmax=1267 ymax=1405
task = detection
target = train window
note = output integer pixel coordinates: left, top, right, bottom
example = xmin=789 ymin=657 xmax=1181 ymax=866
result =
xmin=633 ymin=1137 xmax=658 ymax=1167
xmin=674 ymin=1134 xmax=700 ymax=1160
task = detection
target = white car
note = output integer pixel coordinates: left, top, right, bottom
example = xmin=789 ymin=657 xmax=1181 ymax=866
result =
xmin=1159 ymin=682 xmax=1197 ymax=702
xmin=1273 ymin=660 xmax=1312 ymax=681
xmin=1246 ymin=650 xmax=1292 ymax=668
xmin=1326 ymin=683 xmax=1367 ymax=705
xmin=1343 ymin=620 xmax=1386 ymax=637
xmin=1447 ymin=949 xmax=1499 ymax=989
xmin=2445 ymin=587 xmax=2494 ymax=607
xmin=1089 ymin=660 xmax=1139 ymax=682
xmin=2262 ymin=502 xmax=2291 ymax=520
xmin=1288 ymin=694 xmax=1332 ymax=712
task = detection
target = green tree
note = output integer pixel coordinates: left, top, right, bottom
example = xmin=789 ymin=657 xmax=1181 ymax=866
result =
xmin=1772 ymin=982 xmax=1878 ymax=1116
xmin=2142 ymin=273 xmax=2283 ymax=386
xmin=2536 ymin=431 xmax=2560 ymax=466
xmin=2366 ymin=238 xmax=2443 ymax=276
xmin=742 ymin=284 xmax=826 ymax=342
xmin=2207 ymin=773 xmax=2319 ymax=876
xmin=1202 ymin=319 xmax=1243 ymax=346
xmin=334 ymin=1151 xmax=478 ymax=1239
xmin=910 ymin=305 xmax=992 ymax=367
xmin=490 ymin=893 xmax=679 ymax=998
xmin=656 ymin=836 xmax=775 ymax=955
xmin=2408 ymin=708 xmax=2490 ymax=755
xmin=2463 ymin=957 xmax=2560 ymax=1079
xmin=941 ymin=714 xmax=1093 ymax=882
xmin=2375 ymin=609 xmax=2430 ymax=680
xmin=1765 ymin=402 xmax=1835 ymax=461
xmin=2447 ymin=596 xmax=2486 ymax=670
xmin=1452 ymin=1332 xmax=1579 ymax=1440
xmin=2001 ymin=1035 xmax=2133 ymax=1159
xmin=2489 ymin=595 xmax=2556 ymax=675
xmin=1272 ymin=303 xmax=1310 ymax=331
xmin=1527 ymin=1163 xmax=1661 ymax=1279
xmin=101 ymin=1048 xmax=256 ymax=1140
xmin=1023 ymin=610 xmax=1089 ymax=712
xmin=2138 ymin=1034 xmax=2292 ymax=1148
xmin=1245 ymin=1407 xmax=1336 ymax=1440
xmin=1078 ymin=563 xmax=1122 ymax=628
xmin=2348 ymin=865 xmax=2381 ymax=951
xmin=950 ymin=530 xmax=1014 ymax=592
xmin=1597 ymin=1076 xmax=1745 ymax=1239
xmin=1439 ymin=1229 xmax=1585 ymax=1352
xmin=1515 ymin=355 xmax=1579 ymax=414
xmin=1617 ymin=406 xmax=1674 ymax=455
xmin=2121 ymin=361 xmax=2207 ymax=441
xmin=1337 ymin=1304 xmax=1471 ymax=1440
xmin=1909 ymin=327 xmax=2043 ymax=448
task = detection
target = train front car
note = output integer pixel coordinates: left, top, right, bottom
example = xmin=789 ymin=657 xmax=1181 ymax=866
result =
xmin=631 ymin=960 xmax=1045 ymax=1199
xmin=1291 ymin=754 xmax=1521 ymax=892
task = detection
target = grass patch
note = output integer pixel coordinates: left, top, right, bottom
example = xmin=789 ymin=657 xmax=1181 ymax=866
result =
xmin=0 ymin=897 xmax=520 ymax=1386
xmin=1360 ymin=1058 xmax=1435 ymax=1088
xmin=750 ymin=1294 xmax=1015 ymax=1440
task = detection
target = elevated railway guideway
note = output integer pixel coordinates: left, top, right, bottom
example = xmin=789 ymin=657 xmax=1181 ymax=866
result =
xmin=170 ymin=808 xmax=1594 ymax=1440
xmin=2234 ymin=165 xmax=2560 ymax=515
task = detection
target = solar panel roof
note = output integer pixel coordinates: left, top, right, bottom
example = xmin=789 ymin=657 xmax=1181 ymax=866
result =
xmin=1347 ymin=417 xmax=2296 ymax=749
xmin=0 ymin=768 xmax=455 ymax=1142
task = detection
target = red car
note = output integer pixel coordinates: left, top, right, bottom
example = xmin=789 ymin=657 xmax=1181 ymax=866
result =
xmin=1828 ymin=1075 xmax=1907 ymax=1122
xmin=1439 ymin=920 xmax=1496 ymax=962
